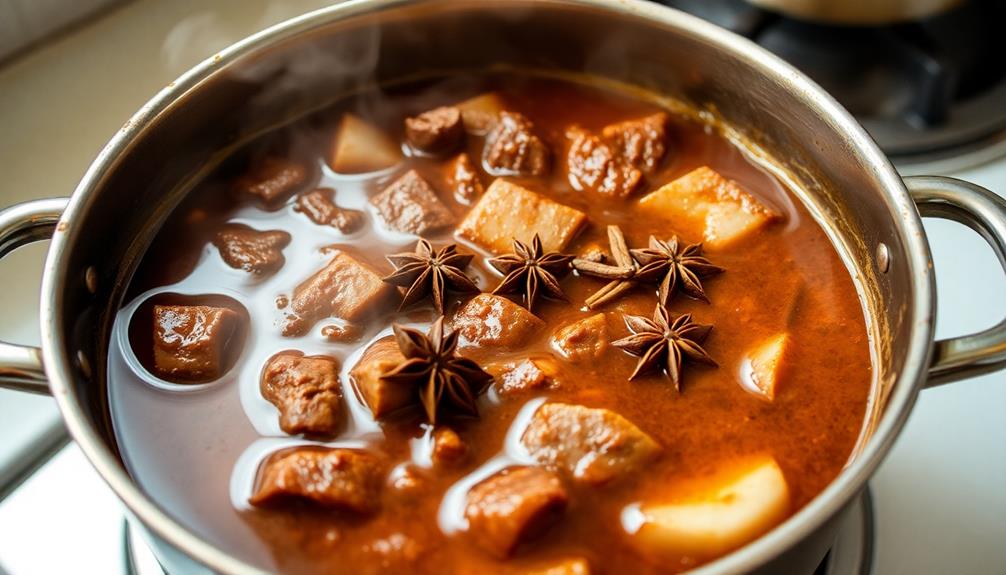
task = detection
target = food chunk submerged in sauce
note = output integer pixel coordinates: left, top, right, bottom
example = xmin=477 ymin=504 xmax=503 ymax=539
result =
xmin=112 ymin=74 xmax=872 ymax=575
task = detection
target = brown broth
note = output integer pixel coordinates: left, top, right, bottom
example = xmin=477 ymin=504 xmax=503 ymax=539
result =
xmin=107 ymin=73 xmax=872 ymax=574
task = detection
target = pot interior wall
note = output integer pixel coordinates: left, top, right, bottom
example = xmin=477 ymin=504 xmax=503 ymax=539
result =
xmin=53 ymin=0 xmax=915 ymax=566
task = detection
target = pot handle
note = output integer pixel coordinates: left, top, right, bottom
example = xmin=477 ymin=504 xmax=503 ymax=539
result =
xmin=906 ymin=175 xmax=1006 ymax=387
xmin=0 ymin=197 xmax=69 ymax=395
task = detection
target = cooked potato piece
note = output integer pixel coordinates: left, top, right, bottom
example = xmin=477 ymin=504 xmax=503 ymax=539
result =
xmin=329 ymin=114 xmax=402 ymax=174
xmin=638 ymin=167 xmax=778 ymax=249
xmin=551 ymin=313 xmax=608 ymax=362
xmin=741 ymin=333 xmax=790 ymax=401
xmin=456 ymin=179 xmax=587 ymax=254
xmin=451 ymin=294 xmax=546 ymax=349
xmin=350 ymin=336 xmax=414 ymax=418
xmin=629 ymin=456 xmax=790 ymax=558
xmin=455 ymin=92 xmax=505 ymax=134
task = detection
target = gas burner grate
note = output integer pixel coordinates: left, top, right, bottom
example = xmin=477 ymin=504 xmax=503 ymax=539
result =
xmin=658 ymin=0 xmax=1006 ymax=159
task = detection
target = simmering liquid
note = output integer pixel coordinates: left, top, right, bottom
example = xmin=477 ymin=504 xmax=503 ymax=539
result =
xmin=107 ymin=73 xmax=872 ymax=574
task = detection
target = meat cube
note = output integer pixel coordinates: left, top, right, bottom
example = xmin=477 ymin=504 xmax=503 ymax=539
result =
xmin=405 ymin=106 xmax=464 ymax=155
xmin=321 ymin=323 xmax=364 ymax=343
xmin=638 ymin=167 xmax=779 ymax=249
xmin=566 ymin=126 xmax=642 ymax=199
xmin=630 ymin=456 xmax=790 ymax=559
xmin=329 ymin=113 xmax=402 ymax=174
xmin=521 ymin=402 xmax=661 ymax=485
xmin=451 ymin=294 xmax=545 ymax=349
xmin=349 ymin=336 xmax=415 ymax=418
xmin=455 ymin=92 xmax=505 ymax=135
xmin=249 ymin=447 xmax=384 ymax=513
xmin=551 ymin=314 xmax=608 ymax=362
xmin=740 ymin=333 xmax=789 ymax=401
xmin=464 ymin=466 xmax=568 ymax=558
xmin=483 ymin=112 xmax=550 ymax=177
xmin=525 ymin=558 xmax=592 ymax=575
xmin=212 ymin=224 xmax=291 ymax=276
xmin=261 ymin=352 xmax=343 ymax=436
xmin=152 ymin=305 xmax=241 ymax=383
xmin=284 ymin=250 xmax=394 ymax=336
xmin=295 ymin=188 xmax=366 ymax=234
xmin=234 ymin=156 xmax=309 ymax=204
xmin=602 ymin=112 xmax=669 ymax=173
xmin=445 ymin=153 xmax=484 ymax=204
xmin=370 ymin=170 xmax=454 ymax=235
xmin=431 ymin=427 xmax=467 ymax=467
xmin=487 ymin=356 xmax=562 ymax=395
xmin=456 ymin=179 xmax=587 ymax=254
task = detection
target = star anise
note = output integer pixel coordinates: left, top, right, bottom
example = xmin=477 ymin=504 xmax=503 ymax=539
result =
xmin=571 ymin=225 xmax=640 ymax=309
xmin=488 ymin=234 xmax=573 ymax=312
xmin=380 ymin=317 xmax=494 ymax=424
xmin=632 ymin=236 xmax=723 ymax=306
xmin=383 ymin=239 xmax=479 ymax=314
xmin=612 ymin=303 xmax=717 ymax=391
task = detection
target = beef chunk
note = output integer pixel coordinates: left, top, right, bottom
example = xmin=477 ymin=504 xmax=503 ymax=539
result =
xmin=566 ymin=126 xmax=642 ymax=199
xmin=234 ymin=156 xmax=308 ymax=204
xmin=405 ymin=106 xmax=464 ymax=155
xmin=261 ymin=353 xmax=343 ymax=436
xmin=456 ymin=179 xmax=587 ymax=254
xmin=296 ymin=188 xmax=366 ymax=234
xmin=464 ymin=466 xmax=568 ymax=558
xmin=601 ymin=112 xmax=669 ymax=173
xmin=212 ymin=224 xmax=291 ymax=276
xmin=349 ymin=336 xmax=414 ymax=418
xmin=551 ymin=314 xmax=608 ymax=362
xmin=370 ymin=170 xmax=454 ymax=235
xmin=638 ymin=166 xmax=779 ymax=249
xmin=431 ymin=427 xmax=467 ymax=467
xmin=455 ymin=92 xmax=505 ymax=134
xmin=284 ymin=250 xmax=393 ymax=336
xmin=445 ymin=153 xmax=484 ymax=204
xmin=487 ymin=356 xmax=561 ymax=396
xmin=249 ymin=447 xmax=384 ymax=513
xmin=329 ymin=113 xmax=402 ymax=174
xmin=521 ymin=402 xmax=661 ymax=485
xmin=451 ymin=294 xmax=545 ymax=349
xmin=152 ymin=305 xmax=240 ymax=382
xmin=483 ymin=112 xmax=550 ymax=177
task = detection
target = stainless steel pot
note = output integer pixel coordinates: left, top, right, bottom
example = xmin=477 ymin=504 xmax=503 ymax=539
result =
xmin=1 ymin=1 xmax=1005 ymax=573
xmin=746 ymin=0 xmax=962 ymax=25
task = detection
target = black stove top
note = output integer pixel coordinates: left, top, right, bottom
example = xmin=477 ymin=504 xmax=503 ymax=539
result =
xmin=658 ymin=0 xmax=1006 ymax=158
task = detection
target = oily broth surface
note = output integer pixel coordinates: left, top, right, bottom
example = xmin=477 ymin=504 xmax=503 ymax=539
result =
xmin=107 ymin=74 xmax=872 ymax=573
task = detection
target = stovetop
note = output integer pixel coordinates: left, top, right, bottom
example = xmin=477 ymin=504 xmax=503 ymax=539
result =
xmin=1 ymin=1 xmax=1005 ymax=574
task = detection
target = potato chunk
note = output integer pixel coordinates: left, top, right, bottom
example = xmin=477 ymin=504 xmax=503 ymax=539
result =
xmin=152 ymin=305 xmax=241 ymax=383
xmin=370 ymin=170 xmax=455 ymax=235
xmin=329 ymin=113 xmax=402 ymax=174
xmin=464 ymin=466 xmax=568 ymax=558
xmin=451 ymin=294 xmax=545 ymax=349
xmin=349 ymin=336 xmax=414 ymax=419
xmin=456 ymin=179 xmax=587 ymax=254
xmin=455 ymin=92 xmax=505 ymax=135
xmin=629 ymin=456 xmax=790 ymax=558
xmin=551 ymin=313 xmax=608 ymax=362
xmin=521 ymin=402 xmax=661 ymax=485
xmin=741 ymin=333 xmax=789 ymax=401
xmin=638 ymin=167 xmax=778 ymax=249
xmin=284 ymin=250 xmax=394 ymax=336
xmin=249 ymin=447 xmax=385 ymax=513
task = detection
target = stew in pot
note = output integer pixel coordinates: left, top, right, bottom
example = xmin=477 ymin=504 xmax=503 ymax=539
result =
xmin=107 ymin=72 xmax=873 ymax=574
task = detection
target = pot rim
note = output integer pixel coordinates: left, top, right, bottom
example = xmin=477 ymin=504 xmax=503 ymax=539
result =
xmin=39 ymin=1 xmax=935 ymax=573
